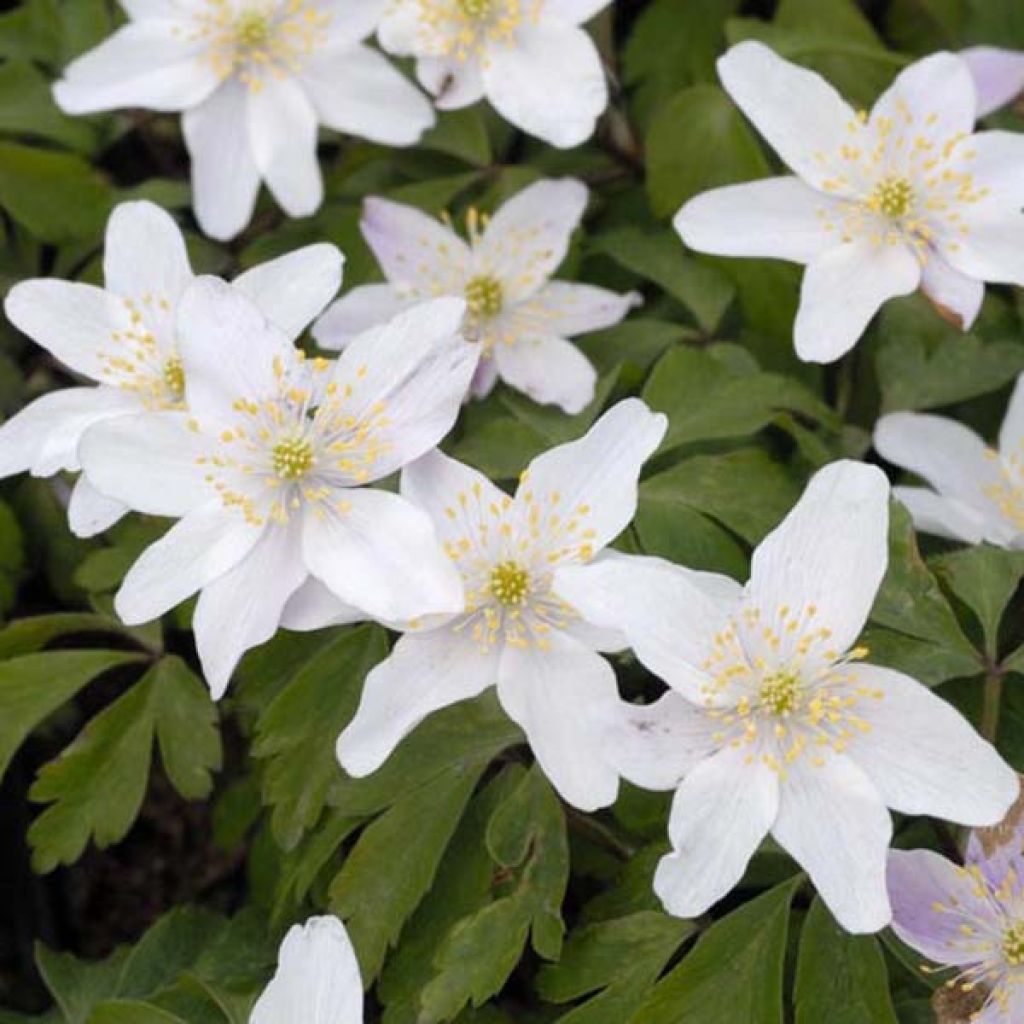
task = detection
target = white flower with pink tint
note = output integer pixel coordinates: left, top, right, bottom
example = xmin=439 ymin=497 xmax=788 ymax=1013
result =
xmin=962 ymin=47 xmax=1024 ymax=117
xmin=314 ymin=179 xmax=639 ymax=414
xmin=54 ymin=1 xmax=434 ymax=240
xmin=377 ymin=0 xmax=611 ymax=147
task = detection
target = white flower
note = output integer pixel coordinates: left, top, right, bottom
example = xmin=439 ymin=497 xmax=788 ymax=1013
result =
xmin=250 ymin=915 xmax=361 ymax=1024
xmin=377 ymin=0 xmax=610 ymax=147
xmin=554 ymin=460 xmax=1017 ymax=933
xmin=875 ymin=375 xmax=1024 ymax=548
xmin=675 ymin=43 xmax=1024 ymax=363
xmin=54 ymin=1 xmax=435 ymax=240
xmin=0 ymin=200 xmax=342 ymax=539
xmin=314 ymin=179 xmax=638 ymax=414
xmin=962 ymin=46 xmax=1024 ymax=117
xmin=78 ymin=283 xmax=477 ymax=697
xmin=335 ymin=399 xmax=667 ymax=811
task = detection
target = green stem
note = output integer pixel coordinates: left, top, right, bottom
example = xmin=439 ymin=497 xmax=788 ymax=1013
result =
xmin=982 ymin=667 xmax=1004 ymax=744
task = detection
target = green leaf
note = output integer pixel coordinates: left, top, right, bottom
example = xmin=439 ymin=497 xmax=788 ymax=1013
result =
xmin=420 ymin=107 xmax=492 ymax=166
xmin=35 ymin=944 xmax=127 ymax=1024
xmin=627 ymin=876 xmax=800 ymax=1024
xmin=794 ymin=898 xmax=898 ymax=1024
xmin=87 ymin=1003 xmax=190 ymax=1024
xmin=0 ymin=61 xmax=98 ymax=152
xmin=0 ymin=649 xmax=143 ymax=780
xmin=28 ymin=656 xmax=222 ymax=872
xmin=646 ymin=84 xmax=770 ymax=219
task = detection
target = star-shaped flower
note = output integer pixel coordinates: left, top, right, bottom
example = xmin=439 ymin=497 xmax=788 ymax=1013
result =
xmin=1 ymin=200 xmax=342 ymax=538
xmin=555 ymin=460 xmax=1017 ymax=932
xmin=314 ymin=179 xmax=639 ymax=414
xmin=377 ymin=0 xmax=611 ymax=147
xmin=675 ymin=43 xmax=1024 ymax=362
xmin=79 ymin=282 xmax=477 ymax=697
xmin=335 ymin=399 xmax=667 ymax=811
xmin=54 ymin=1 xmax=434 ymax=240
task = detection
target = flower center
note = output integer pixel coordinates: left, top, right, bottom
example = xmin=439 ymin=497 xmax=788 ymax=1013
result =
xmin=489 ymin=560 xmax=530 ymax=606
xmin=465 ymin=275 xmax=504 ymax=319
xmin=457 ymin=0 xmax=492 ymax=16
xmin=272 ymin=435 xmax=315 ymax=480
xmin=869 ymin=175 xmax=915 ymax=219
xmin=162 ymin=356 xmax=185 ymax=402
xmin=1004 ymin=922 xmax=1024 ymax=966
xmin=758 ymin=669 xmax=801 ymax=716
xmin=235 ymin=10 xmax=271 ymax=47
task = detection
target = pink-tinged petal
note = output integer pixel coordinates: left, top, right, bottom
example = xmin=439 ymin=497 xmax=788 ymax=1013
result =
xmin=966 ymin=780 xmax=1024 ymax=890
xmin=962 ymin=46 xmax=1024 ymax=117
xmin=279 ymin=577 xmax=365 ymax=632
xmin=496 ymin=629 xmax=622 ymax=811
xmin=475 ymin=178 xmax=588 ymax=299
xmin=184 ymin=81 xmax=261 ymax=242
xmin=654 ymin=745 xmax=779 ymax=918
xmin=103 ymin=201 xmax=193 ymax=306
xmin=891 ymin=485 xmax=998 ymax=546
xmin=313 ymin=284 xmax=411 ymax=350
xmin=795 ymin=239 xmax=921 ymax=363
xmin=302 ymin=43 xmax=434 ymax=146
xmin=53 ymin=21 xmax=219 ymax=114
xmin=68 ymin=475 xmax=127 ymax=539
xmin=360 ymin=197 xmax=471 ymax=296
xmin=247 ymin=74 xmax=323 ymax=218
xmin=493 ymin=333 xmax=596 ymax=414
xmin=512 ymin=282 xmax=640 ymax=337
xmin=193 ymin=522 xmax=307 ymax=699
xmin=888 ymin=848 xmax=1000 ymax=966
xmin=481 ymin=22 xmax=607 ymax=148
xmin=675 ymin=177 xmax=839 ymax=264
xmin=772 ymin=754 xmax=893 ymax=934
xmin=920 ymin=249 xmax=984 ymax=331
xmin=338 ymin=628 xmax=496 ymax=777
xmin=417 ymin=55 xmax=485 ymax=109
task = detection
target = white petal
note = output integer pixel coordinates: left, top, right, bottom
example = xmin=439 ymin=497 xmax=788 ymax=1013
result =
xmin=674 ymin=177 xmax=839 ymax=264
xmin=327 ymin=297 xmax=477 ymax=479
xmin=68 ymin=475 xmax=127 ymax=539
xmin=4 ymin=280 xmax=134 ymax=381
xmin=962 ymin=46 xmax=1024 ymax=117
xmin=891 ymin=485 xmax=996 ymax=546
xmin=716 ymin=41 xmax=860 ymax=192
xmin=745 ymin=460 xmax=889 ymax=666
xmin=279 ymin=577 xmax=365 ymax=632
xmin=605 ymin=691 xmax=719 ymax=791
xmin=103 ymin=201 xmax=192 ymax=304
xmin=233 ymin=244 xmax=344 ymax=342
xmin=554 ymin=554 xmax=741 ymax=704
xmin=53 ymin=22 xmax=219 ymax=114
xmin=338 ymin=628 xmax=495 ymax=776
xmin=920 ymin=250 xmax=984 ymax=330
xmin=512 ymin=282 xmax=640 ymax=337
xmin=516 ymin=398 xmax=667 ymax=553
xmin=494 ymin=333 xmax=596 ymax=414
xmin=772 ymin=755 xmax=893 ymax=933
xmin=870 ymin=53 xmax=976 ymax=151
xmin=302 ymin=43 xmax=434 ymax=146
xmin=944 ymin=208 xmax=1024 ymax=286
xmin=475 ymin=178 xmax=588 ymax=298
xmin=115 ymin=504 xmax=262 ymax=624
xmin=360 ymin=196 xmax=471 ymax=296
xmin=543 ymin=0 xmax=612 ymax=24
xmin=183 ymin=81 xmax=261 ymax=242
xmin=251 ymin=916 xmax=362 ymax=1024
xmin=955 ymin=131 xmax=1024 ymax=213
xmin=850 ymin=664 xmax=1017 ymax=825
xmin=417 ymin=56 xmax=485 ymax=109
xmin=794 ymin=240 xmax=921 ymax=362
xmin=302 ymin=488 xmax=464 ymax=622
xmin=312 ymin=285 xmax=411 ymax=350
xmin=193 ymin=523 xmax=307 ymax=699
xmin=1001 ymin=374 xmax=1024 ymax=457
xmin=79 ymin=411 xmax=210 ymax=517
xmin=120 ymin=1 xmax=205 ymax=17
xmin=0 ymin=387 xmax=140 ymax=478
xmin=322 ymin=0 xmax=386 ymax=47
xmin=654 ymin=745 xmax=778 ymax=918
xmin=177 ymin=277 xmax=295 ymax=416
xmin=469 ymin=356 xmax=499 ymax=399
xmin=247 ymin=75 xmax=323 ymax=218
xmin=481 ymin=23 xmax=607 ymax=148
xmin=496 ymin=629 xmax=622 ymax=811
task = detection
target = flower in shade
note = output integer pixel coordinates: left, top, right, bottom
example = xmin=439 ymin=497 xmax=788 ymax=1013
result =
xmin=675 ymin=43 xmax=1024 ymax=362
xmin=377 ymin=0 xmax=611 ymax=147
xmin=888 ymin=783 xmax=1024 ymax=1021
xmin=1 ymin=200 xmax=342 ymax=538
xmin=79 ymin=282 xmax=476 ymax=697
xmin=554 ymin=460 xmax=1017 ymax=932
xmin=335 ymin=399 xmax=667 ymax=811
xmin=314 ymin=179 xmax=638 ymax=414
xmin=54 ymin=1 xmax=434 ymax=240
xmin=251 ymin=915 xmax=361 ymax=1023
xmin=962 ymin=47 xmax=1024 ymax=117
xmin=874 ymin=374 xmax=1024 ymax=548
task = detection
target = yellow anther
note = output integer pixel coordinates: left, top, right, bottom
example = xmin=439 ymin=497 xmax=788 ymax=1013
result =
xmin=868 ymin=176 xmax=916 ymax=219
xmin=162 ymin=355 xmax=185 ymax=402
xmin=488 ymin=560 xmax=530 ymax=607
xmin=272 ymin=435 xmax=315 ymax=480
xmin=758 ymin=670 xmax=801 ymax=716
xmin=465 ymin=275 xmax=504 ymax=319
